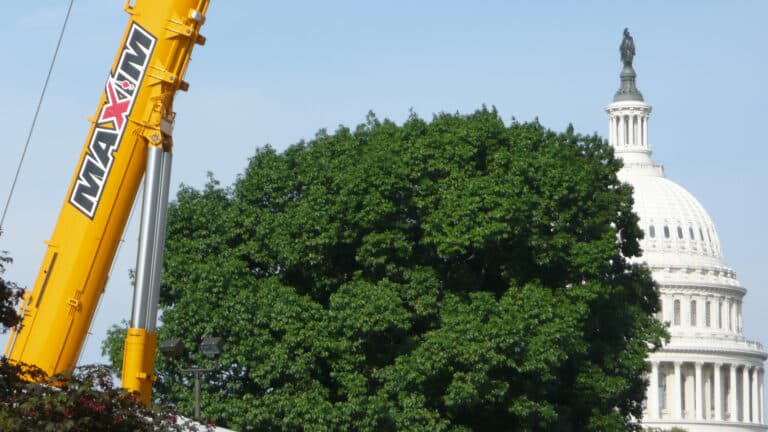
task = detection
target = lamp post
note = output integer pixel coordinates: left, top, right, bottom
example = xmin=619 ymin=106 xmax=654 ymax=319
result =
xmin=159 ymin=336 xmax=224 ymax=420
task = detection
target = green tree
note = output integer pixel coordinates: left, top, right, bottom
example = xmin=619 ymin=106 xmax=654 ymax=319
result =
xmin=106 ymin=108 xmax=665 ymax=431
xmin=0 ymin=245 xmax=22 ymax=331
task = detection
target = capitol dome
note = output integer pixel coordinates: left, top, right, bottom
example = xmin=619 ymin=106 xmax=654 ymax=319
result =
xmin=628 ymin=174 xmax=723 ymax=268
xmin=606 ymin=29 xmax=765 ymax=431
xmin=620 ymin=170 xmax=743 ymax=292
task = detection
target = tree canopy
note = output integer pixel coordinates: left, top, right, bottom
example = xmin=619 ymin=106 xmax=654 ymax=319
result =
xmin=0 ymin=246 xmax=22 ymax=331
xmin=107 ymin=108 xmax=665 ymax=431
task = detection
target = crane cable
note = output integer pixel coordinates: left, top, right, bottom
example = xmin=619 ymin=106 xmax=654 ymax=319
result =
xmin=0 ymin=0 xmax=75 ymax=232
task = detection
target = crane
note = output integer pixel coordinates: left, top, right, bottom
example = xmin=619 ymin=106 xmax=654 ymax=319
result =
xmin=4 ymin=0 xmax=210 ymax=405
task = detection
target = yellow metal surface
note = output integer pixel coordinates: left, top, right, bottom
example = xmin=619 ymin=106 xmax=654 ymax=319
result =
xmin=121 ymin=328 xmax=158 ymax=405
xmin=5 ymin=0 xmax=210 ymax=403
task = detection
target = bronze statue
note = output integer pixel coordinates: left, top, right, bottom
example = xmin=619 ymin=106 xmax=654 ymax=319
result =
xmin=620 ymin=28 xmax=635 ymax=67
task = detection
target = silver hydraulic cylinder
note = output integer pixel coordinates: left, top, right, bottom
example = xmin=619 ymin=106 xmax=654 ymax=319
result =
xmin=130 ymin=145 xmax=172 ymax=331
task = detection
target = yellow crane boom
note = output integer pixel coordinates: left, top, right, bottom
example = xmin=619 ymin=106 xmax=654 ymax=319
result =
xmin=5 ymin=0 xmax=210 ymax=405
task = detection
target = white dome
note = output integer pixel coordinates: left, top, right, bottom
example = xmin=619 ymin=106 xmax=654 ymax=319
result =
xmin=618 ymin=162 xmax=741 ymax=290
xmin=604 ymin=97 xmax=734 ymax=283
xmin=621 ymin=170 xmax=724 ymax=269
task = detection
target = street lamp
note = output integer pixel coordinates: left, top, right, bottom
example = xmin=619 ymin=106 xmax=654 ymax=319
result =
xmin=199 ymin=337 xmax=223 ymax=357
xmin=159 ymin=338 xmax=186 ymax=357
xmin=159 ymin=337 xmax=223 ymax=420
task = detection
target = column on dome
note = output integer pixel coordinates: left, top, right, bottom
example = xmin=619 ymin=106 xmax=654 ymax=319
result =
xmin=738 ymin=301 xmax=744 ymax=333
xmin=624 ymin=115 xmax=630 ymax=146
xmin=625 ymin=113 xmax=630 ymax=147
xmin=634 ymin=114 xmax=639 ymax=147
xmin=722 ymin=298 xmax=728 ymax=330
xmin=642 ymin=114 xmax=648 ymax=148
xmin=752 ymin=367 xmax=759 ymax=423
xmin=760 ymin=368 xmax=765 ymax=424
xmin=703 ymin=365 xmax=711 ymax=419
xmin=714 ymin=363 xmax=722 ymax=421
xmin=607 ymin=113 xmax=613 ymax=146
xmin=695 ymin=362 xmax=704 ymax=420
xmin=729 ymin=363 xmax=738 ymax=421
xmin=668 ymin=296 xmax=676 ymax=324
xmin=648 ymin=360 xmax=659 ymax=420
xmin=616 ymin=114 xmax=625 ymax=147
xmin=648 ymin=361 xmax=660 ymax=419
xmin=608 ymin=114 xmax=614 ymax=147
xmin=673 ymin=361 xmax=683 ymax=419
xmin=618 ymin=115 xmax=624 ymax=147
xmin=729 ymin=300 xmax=735 ymax=331
xmin=619 ymin=115 xmax=624 ymax=146
xmin=743 ymin=365 xmax=750 ymax=422
xmin=685 ymin=364 xmax=696 ymax=419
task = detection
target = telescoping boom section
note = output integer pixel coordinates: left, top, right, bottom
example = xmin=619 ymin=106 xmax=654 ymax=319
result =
xmin=4 ymin=0 xmax=210 ymax=404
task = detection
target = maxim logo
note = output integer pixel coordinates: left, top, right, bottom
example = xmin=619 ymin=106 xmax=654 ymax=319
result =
xmin=69 ymin=23 xmax=156 ymax=219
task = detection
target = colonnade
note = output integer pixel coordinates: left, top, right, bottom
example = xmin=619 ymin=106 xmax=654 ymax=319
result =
xmin=661 ymin=295 xmax=742 ymax=333
xmin=646 ymin=360 xmax=764 ymax=424
xmin=608 ymin=111 xmax=648 ymax=149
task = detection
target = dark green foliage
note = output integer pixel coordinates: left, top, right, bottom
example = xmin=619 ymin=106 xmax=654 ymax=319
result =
xmin=0 ymin=248 xmax=22 ymax=331
xmin=107 ymin=108 xmax=665 ymax=430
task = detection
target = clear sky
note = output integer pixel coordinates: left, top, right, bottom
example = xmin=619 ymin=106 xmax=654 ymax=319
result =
xmin=1 ymin=0 xmax=766 ymax=376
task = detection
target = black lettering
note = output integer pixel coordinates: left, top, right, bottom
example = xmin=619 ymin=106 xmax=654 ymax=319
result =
xmin=119 ymin=28 xmax=153 ymax=82
xmin=89 ymin=129 xmax=118 ymax=169
xmin=68 ymin=24 xmax=156 ymax=219
xmin=72 ymin=158 xmax=106 ymax=215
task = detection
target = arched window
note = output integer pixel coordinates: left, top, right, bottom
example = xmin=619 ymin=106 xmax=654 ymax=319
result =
xmin=649 ymin=225 xmax=656 ymax=238
xmin=718 ymin=301 xmax=723 ymax=329
xmin=689 ymin=227 xmax=695 ymax=240
xmin=673 ymin=300 xmax=681 ymax=326
xmin=690 ymin=300 xmax=697 ymax=326
xmin=677 ymin=226 xmax=684 ymax=239
xmin=728 ymin=301 xmax=734 ymax=331
xmin=664 ymin=226 xmax=670 ymax=239
xmin=699 ymin=228 xmax=705 ymax=241
xmin=705 ymin=301 xmax=711 ymax=327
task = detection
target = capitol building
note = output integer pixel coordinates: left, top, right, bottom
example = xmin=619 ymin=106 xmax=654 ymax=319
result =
xmin=606 ymin=31 xmax=767 ymax=431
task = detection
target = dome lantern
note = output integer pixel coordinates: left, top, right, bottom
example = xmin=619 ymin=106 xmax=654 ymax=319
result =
xmin=605 ymin=28 xmax=655 ymax=171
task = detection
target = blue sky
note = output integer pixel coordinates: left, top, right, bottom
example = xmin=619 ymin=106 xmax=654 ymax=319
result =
xmin=1 ymin=1 xmax=766 ymax=373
